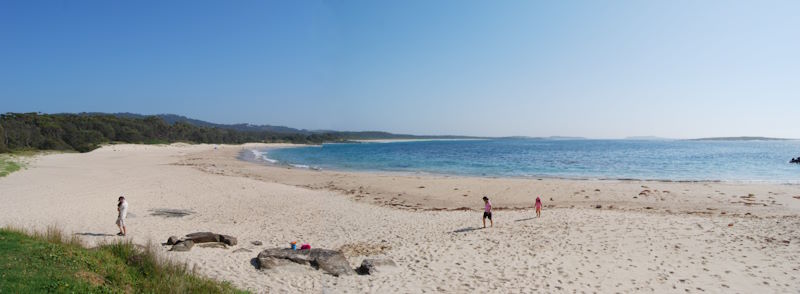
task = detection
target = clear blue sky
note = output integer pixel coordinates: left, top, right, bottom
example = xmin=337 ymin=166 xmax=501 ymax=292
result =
xmin=2 ymin=1 xmax=798 ymax=138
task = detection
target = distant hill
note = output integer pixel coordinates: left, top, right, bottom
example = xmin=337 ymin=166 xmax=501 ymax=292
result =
xmin=86 ymin=113 xmax=312 ymax=134
xmin=79 ymin=112 xmax=482 ymax=140
xmin=689 ymin=136 xmax=793 ymax=141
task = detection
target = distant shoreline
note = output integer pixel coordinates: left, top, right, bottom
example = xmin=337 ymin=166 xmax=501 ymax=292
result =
xmin=351 ymin=138 xmax=488 ymax=143
xmin=240 ymin=147 xmax=800 ymax=185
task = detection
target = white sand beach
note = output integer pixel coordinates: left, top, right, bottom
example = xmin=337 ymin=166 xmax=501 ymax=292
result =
xmin=1 ymin=144 xmax=799 ymax=293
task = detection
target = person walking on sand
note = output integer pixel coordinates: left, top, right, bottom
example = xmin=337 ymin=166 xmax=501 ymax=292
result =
xmin=482 ymin=196 xmax=493 ymax=228
xmin=535 ymin=196 xmax=543 ymax=218
xmin=116 ymin=196 xmax=128 ymax=236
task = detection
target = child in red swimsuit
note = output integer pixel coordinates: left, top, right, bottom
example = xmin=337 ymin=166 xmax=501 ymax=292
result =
xmin=535 ymin=196 xmax=542 ymax=218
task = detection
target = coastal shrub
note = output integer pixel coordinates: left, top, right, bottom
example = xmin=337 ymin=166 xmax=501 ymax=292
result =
xmin=0 ymin=112 xmax=356 ymax=154
xmin=0 ymin=226 xmax=248 ymax=293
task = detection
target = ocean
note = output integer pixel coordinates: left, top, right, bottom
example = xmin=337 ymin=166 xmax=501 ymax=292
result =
xmin=248 ymin=139 xmax=800 ymax=183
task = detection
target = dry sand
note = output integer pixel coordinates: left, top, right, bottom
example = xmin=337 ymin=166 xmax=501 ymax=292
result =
xmin=1 ymin=143 xmax=799 ymax=293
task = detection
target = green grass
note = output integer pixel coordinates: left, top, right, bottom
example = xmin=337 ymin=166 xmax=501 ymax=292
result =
xmin=0 ymin=150 xmax=77 ymax=177
xmin=0 ymin=226 xmax=248 ymax=294
xmin=0 ymin=157 xmax=21 ymax=177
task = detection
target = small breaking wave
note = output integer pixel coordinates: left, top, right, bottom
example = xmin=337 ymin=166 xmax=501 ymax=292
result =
xmin=249 ymin=149 xmax=278 ymax=164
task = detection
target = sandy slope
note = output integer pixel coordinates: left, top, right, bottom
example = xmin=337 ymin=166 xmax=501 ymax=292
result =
xmin=1 ymin=144 xmax=799 ymax=293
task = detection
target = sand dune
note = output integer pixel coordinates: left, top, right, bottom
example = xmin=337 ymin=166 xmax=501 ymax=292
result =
xmin=1 ymin=143 xmax=798 ymax=293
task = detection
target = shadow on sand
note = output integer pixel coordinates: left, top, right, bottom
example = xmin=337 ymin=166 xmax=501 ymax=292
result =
xmin=514 ymin=217 xmax=538 ymax=222
xmin=75 ymin=232 xmax=115 ymax=237
xmin=149 ymin=208 xmax=195 ymax=218
xmin=450 ymin=227 xmax=483 ymax=233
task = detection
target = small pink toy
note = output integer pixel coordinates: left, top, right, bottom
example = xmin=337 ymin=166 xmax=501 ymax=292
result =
xmin=300 ymin=243 xmax=311 ymax=250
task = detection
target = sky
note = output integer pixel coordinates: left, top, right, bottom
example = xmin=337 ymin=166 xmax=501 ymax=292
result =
xmin=1 ymin=1 xmax=799 ymax=139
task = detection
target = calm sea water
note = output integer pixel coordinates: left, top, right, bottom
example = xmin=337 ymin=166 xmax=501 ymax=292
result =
xmin=252 ymin=139 xmax=800 ymax=183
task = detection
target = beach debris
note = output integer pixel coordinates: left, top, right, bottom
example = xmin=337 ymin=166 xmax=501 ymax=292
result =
xmin=595 ymin=205 xmax=602 ymax=209
xmin=356 ymin=258 xmax=399 ymax=275
xmin=418 ymin=186 xmax=425 ymax=189
xmin=338 ymin=242 xmax=392 ymax=257
xmin=166 ymin=236 xmax=180 ymax=245
xmin=728 ymin=223 xmax=734 ymax=227
xmin=198 ymin=242 xmax=229 ymax=249
xmin=220 ymin=235 xmax=238 ymax=246
xmin=186 ymin=232 xmax=220 ymax=243
xmin=168 ymin=232 xmax=238 ymax=251
xmin=182 ymin=232 xmax=238 ymax=246
xmin=170 ymin=240 xmax=194 ymax=252
xmin=251 ymin=240 xmax=263 ymax=246
xmin=594 ymin=189 xmax=600 ymax=192
xmin=257 ymin=248 xmax=354 ymax=276
xmin=639 ymin=190 xmax=651 ymax=196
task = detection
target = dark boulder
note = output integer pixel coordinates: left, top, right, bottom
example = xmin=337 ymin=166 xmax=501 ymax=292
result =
xmin=185 ymin=232 xmax=220 ymax=243
xmin=256 ymin=248 xmax=354 ymax=276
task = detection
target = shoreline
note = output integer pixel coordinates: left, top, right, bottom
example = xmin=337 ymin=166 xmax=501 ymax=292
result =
xmin=242 ymin=146 xmax=800 ymax=186
xmin=186 ymin=145 xmax=800 ymax=216
xmin=2 ymin=143 xmax=799 ymax=293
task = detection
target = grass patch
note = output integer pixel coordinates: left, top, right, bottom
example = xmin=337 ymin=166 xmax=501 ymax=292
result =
xmin=0 ymin=226 xmax=248 ymax=293
xmin=0 ymin=156 xmax=21 ymax=177
xmin=0 ymin=150 xmax=75 ymax=177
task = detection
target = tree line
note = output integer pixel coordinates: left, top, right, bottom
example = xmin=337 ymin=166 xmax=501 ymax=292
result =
xmin=0 ymin=113 xmax=346 ymax=153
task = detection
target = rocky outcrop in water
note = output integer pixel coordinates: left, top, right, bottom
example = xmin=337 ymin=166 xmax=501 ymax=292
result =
xmin=791 ymin=157 xmax=800 ymax=164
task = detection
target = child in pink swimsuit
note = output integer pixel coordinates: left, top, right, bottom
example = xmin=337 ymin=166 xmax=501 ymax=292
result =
xmin=535 ymin=196 xmax=542 ymax=218
xmin=482 ymin=196 xmax=493 ymax=228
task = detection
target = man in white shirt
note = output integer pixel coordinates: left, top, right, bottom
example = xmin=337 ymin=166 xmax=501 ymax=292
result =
xmin=116 ymin=196 xmax=128 ymax=236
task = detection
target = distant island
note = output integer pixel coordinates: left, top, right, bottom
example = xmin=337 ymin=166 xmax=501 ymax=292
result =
xmin=689 ymin=136 xmax=794 ymax=141
xmin=498 ymin=136 xmax=587 ymax=140
xmin=625 ymin=136 xmax=673 ymax=141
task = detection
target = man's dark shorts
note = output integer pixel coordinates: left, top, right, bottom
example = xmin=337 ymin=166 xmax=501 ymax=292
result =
xmin=483 ymin=211 xmax=492 ymax=220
